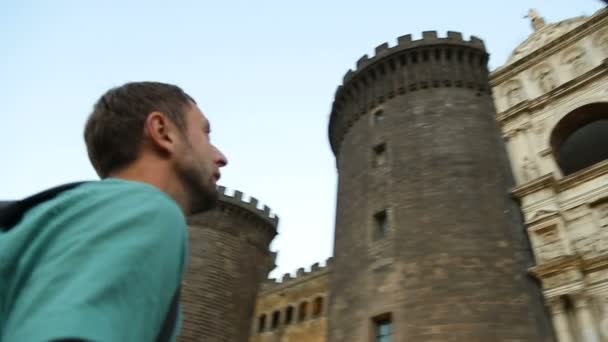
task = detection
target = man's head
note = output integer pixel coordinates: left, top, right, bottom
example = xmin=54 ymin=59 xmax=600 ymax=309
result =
xmin=84 ymin=81 xmax=227 ymax=213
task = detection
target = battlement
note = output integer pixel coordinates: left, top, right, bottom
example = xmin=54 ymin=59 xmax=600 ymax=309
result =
xmin=328 ymin=31 xmax=491 ymax=156
xmin=342 ymin=31 xmax=486 ymax=84
xmin=216 ymin=185 xmax=279 ymax=228
xmin=260 ymin=257 xmax=333 ymax=292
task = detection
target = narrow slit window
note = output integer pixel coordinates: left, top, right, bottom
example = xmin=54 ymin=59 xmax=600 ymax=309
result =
xmin=373 ymin=110 xmax=384 ymax=125
xmin=374 ymin=209 xmax=389 ymax=240
xmin=373 ymin=143 xmax=387 ymax=167
xmin=422 ymin=50 xmax=429 ymax=62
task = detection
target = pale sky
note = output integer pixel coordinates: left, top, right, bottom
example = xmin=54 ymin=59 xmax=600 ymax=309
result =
xmin=1 ymin=0 xmax=605 ymax=278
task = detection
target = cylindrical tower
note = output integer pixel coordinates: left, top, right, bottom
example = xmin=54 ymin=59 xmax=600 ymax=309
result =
xmin=327 ymin=31 xmax=554 ymax=341
xmin=180 ymin=186 xmax=278 ymax=342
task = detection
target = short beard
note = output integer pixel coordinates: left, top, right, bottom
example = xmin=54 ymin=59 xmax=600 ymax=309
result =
xmin=180 ymin=165 xmax=218 ymax=214
xmin=177 ymin=144 xmax=218 ymax=215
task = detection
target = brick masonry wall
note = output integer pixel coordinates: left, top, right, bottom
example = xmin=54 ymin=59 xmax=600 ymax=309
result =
xmin=250 ymin=267 xmax=330 ymax=342
xmin=179 ymin=201 xmax=277 ymax=342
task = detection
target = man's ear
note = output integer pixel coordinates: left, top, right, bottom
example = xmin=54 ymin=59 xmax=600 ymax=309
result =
xmin=144 ymin=112 xmax=177 ymax=154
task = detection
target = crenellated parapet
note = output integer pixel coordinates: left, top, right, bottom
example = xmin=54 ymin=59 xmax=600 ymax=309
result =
xmin=216 ymin=185 xmax=279 ymax=227
xmin=328 ymin=31 xmax=491 ymax=156
xmin=260 ymin=257 xmax=333 ymax=293
xmin=341 ymin=31 xmax=485 ymax=84
xmin=188 ymin=186 xmax=278 ymax=247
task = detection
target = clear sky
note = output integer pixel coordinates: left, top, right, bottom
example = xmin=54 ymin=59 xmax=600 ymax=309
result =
xmin=1 ymin=0 xmax=604 ymax=278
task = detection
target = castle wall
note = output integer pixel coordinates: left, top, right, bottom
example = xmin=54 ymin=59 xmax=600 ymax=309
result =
xmin=249 ymin=261 xmax=330 ymax=342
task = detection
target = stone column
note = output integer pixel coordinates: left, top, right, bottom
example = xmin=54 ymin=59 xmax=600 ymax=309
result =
xmin=573 ymin=294 xmax=601 ymax=342
xmin=532 ymin=120 xmax=546 ymax=152
xmin=547 ymin=297 xmax=573 ymax=342
xmin=503 ymin=130 xmax=524 ymax=183
xmin=520 ymin=122 xmax=535 ymax=157
xmin=597 ymin=295 xmax=608 ymax=340
xmin=514 ymin=128 xmax=536 ymax=183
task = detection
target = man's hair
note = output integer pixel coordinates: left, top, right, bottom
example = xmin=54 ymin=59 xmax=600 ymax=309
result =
xmin=84 ymin=81 xmax=195 ymax=178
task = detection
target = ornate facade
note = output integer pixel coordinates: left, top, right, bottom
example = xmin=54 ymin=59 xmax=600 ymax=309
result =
xmin=492 ymin=8 xmax=608 ymax=342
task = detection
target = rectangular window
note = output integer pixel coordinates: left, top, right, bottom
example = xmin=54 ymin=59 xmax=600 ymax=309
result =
xmin=373 ymin=314 xmax=393 ymax=342
xmin=374 ymin=210 xmax=389 ymax=240
xmin=373 ymin=143 xmax=387 ymax=167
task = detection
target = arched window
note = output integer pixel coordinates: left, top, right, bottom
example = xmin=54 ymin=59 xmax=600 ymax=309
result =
xmin=285 ymin=306 xmax=294 ymax=325
xmin=312 ymin=297 xmax=324 ymax=317
xmin=298 ymin=301 xmax=308 ymax=322
xmin=550 ymin=102 xmax=608 ymax=176
xmin=271 ymin=310 xmax=280 ymax=329
xmin=258 ymin=314 xmax=266 ymax=332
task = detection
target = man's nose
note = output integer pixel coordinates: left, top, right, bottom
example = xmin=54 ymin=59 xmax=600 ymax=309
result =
xmin=214 ymin=146 xmax=228 ymax=167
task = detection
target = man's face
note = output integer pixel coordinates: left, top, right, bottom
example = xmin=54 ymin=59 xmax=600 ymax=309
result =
xmin=174 ymin=102 xmax=227 ymax=213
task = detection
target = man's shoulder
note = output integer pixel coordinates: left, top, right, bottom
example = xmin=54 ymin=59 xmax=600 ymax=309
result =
xmin=22 ymin=178 xmax=188 ymax=232
xmin=70 ymin=178 xmax=182 ymax=215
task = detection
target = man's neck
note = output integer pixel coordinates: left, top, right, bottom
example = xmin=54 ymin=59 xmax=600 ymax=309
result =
xmin=109 ymin=162 xmax=190 ymax=214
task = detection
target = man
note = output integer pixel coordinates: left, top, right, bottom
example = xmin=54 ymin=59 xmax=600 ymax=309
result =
xmin=0 ymin=82 xmax=228 ymax=341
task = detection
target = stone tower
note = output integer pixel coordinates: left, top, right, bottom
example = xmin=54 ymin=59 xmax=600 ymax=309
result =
xmin=327 ymin=31 xmax=555 ymax=341
xmin=180 ymin=187 xmax=278 ymax=342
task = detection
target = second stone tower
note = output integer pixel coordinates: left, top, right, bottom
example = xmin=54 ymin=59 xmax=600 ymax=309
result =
xmin=327 ymin=31 xmax=554 ymax=341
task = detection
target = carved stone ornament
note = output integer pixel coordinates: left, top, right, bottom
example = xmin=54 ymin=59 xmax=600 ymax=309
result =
xmin=507 ymin=15 xmax=588 ymax=64
xmin=565 ymin=49 xmax=589 ymax=77
xmin=598 ymin=33 xmax=608 ymax=56
xmin=537 ymin=68 xmax=558 ymax=93
xmin=505 ymin=81 xmax=524 ymax=107
xmin=535 ymin=227 xmax=565 ymax=263
xmin=599 ymin=204 xmax=608 ymax=228
xmin=573 ymin=236 xmax=601 ymax=258
xmin=522 ymin=156 xmax=540 ymax=182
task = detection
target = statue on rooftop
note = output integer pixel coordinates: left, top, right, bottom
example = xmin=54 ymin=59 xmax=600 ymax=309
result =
xmin=525 ymin=8 xmax=547 ymax=31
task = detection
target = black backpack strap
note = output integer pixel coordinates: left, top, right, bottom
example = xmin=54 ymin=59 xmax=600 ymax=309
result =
xmin=156 ymin=286 xmax=181 ymax=342
xmin=0 ymin=182 xmax=88 ymax=231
